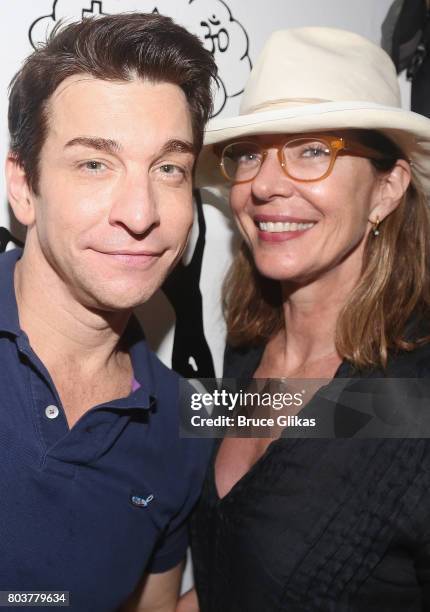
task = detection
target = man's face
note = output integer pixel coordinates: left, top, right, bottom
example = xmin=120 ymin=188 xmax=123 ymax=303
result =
xmin=25 ymin=75 xmax=195 ymax=311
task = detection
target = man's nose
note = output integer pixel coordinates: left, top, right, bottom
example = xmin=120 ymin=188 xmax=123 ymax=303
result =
xmin=250 ymin=150 xmax=295 ymax=202
xmin=108 ymin=173 xmax=160 ymax=235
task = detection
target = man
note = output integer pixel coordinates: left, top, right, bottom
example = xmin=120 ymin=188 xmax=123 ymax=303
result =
xmin=1 ymin=13 xmax=216 ymax=611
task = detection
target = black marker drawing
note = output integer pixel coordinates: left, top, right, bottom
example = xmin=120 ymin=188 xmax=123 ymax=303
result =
xmin=29 ymin=0 xmax=251 ymax=117
xmin=0 ymin=227 xmax=23 ymax=253
xmin=162 ymin=190 xmax=215 ymax=378
xmin=82 ymin=0 xmax=105 ymax=18
xmin=201 ymin=17 xmax=230 ymax=55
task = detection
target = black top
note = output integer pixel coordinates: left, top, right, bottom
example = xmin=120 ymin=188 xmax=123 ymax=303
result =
xmin=191 ymin=341 xmax=430 ymax=611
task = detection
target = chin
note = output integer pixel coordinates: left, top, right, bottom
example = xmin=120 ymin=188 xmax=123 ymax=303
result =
xmin=89 ymin=295 xmax=145 ymax=313
xmin=258 ymin=263 xmax=324 ymax=287
xmin=253 ymin=254 xmax=304 ymax=282
xmin=81 ymin=280 xmax=162 ymax=313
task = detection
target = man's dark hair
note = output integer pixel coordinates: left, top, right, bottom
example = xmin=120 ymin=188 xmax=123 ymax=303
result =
xmin=8 ymin=13 xmax=217 ymax=194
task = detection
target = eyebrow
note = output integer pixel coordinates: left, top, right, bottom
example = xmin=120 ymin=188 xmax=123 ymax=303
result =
xmin=64 ymin=137 xmax=196 ymax=157
xmin=64 ymin=137 xmax=121 ymax=154
xmin=159 ymin=139 xmax=196 ymax=156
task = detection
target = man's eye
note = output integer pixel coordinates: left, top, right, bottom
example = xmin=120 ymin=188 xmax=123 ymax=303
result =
xmin=160 ymin=164 xmax=184 ymax=175
xmin=80 ymin=160 xmax=106 ymax=172
xmin=155 ymin=163 xmax=189 ymax=184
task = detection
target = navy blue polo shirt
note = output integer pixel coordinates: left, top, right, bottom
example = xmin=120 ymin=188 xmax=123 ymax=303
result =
xmin=0 ymin=249 xmax=211 ymax=611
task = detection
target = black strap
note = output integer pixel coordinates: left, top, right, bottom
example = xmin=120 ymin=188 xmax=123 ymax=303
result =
xmin=0 ymin=227 xmax=23 ymax=253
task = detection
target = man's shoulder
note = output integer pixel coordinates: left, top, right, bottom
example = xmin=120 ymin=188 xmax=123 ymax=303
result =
xmin=0 ymin=247 xmax=21 ymax=295
xmin=0 ymin=247 xmax=21 ymax=280
xmin=140 ymin=343 xmax=214 ymax=482
xmin=126 ymin=315 xmax=179 ymax=398
xmin=0 ymin=248 xmax=22 ymax=335
xmin=140 ymin=343 xmax=181 ymax=402
xmin=145 ymin=345 xmax=180 ymax=383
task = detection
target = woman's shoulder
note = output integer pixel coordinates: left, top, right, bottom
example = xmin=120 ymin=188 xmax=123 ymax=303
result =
xmin=223 ymin=312 xmax=430 ymax=379
xmin=386 ymin=313 xmax=430 ymax=376
xmin=223 ymin=343 xmax=265 ymax=378
xmin=385 ymin=342 xmax=430 ymax=376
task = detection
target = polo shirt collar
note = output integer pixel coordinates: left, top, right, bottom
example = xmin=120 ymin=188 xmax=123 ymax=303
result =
xmin=0 ymin=248 xmax=23 ymax=336
xmin=122 ymin=315 xmax=159 ymax=403
xmin=81 ymin=319 xmax=159 ymax=412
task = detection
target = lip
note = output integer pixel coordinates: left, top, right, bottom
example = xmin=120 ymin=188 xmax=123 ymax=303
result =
xmin=90 ymin=248 xmax=163 ymax=268
xmin=253 ymin=215 xmax=317 ymax=243
xmin=257 ymin=228 xmax=312 ymax=243
xmin=253 ymin=214 xmax=318 ymax=224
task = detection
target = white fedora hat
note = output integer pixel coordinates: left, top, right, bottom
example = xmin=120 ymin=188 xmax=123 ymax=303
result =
xmin=197 ymin=27 xmax=430 ymax=191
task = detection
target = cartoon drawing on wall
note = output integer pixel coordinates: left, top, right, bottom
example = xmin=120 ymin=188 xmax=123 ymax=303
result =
xmin=29 ymin=1 xmax=107 ymax=45
xmin=29 ymin=0 xmax=252 ymax=117
xmin=162 ymin=190 xmax=215 ymax=378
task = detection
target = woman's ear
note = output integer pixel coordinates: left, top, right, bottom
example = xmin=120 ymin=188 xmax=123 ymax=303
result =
xmin=370 ymin=159 xmax=411 ymax=222
xmin=5 ymin=154 xmax=36 ymax=226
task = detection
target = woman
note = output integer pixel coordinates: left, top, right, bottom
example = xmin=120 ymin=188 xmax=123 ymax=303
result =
xmin=181 ymin=27 xmax=430 ymax=611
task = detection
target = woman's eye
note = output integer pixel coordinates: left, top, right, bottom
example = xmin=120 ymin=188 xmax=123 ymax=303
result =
xmin=237 ymin=152 xmax=261 ymax=165
xmin=301 ymin=146 xmax=330 ymax=158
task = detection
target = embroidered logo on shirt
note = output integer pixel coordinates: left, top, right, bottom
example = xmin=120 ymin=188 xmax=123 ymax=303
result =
xmin=130 ymin=493 xmax=154 ymax=508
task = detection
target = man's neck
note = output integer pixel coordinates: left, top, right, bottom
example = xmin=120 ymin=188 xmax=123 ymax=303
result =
xmin=14 ymin=248 xmax=131 ymax=375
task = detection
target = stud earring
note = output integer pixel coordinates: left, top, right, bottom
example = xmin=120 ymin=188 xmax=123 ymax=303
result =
xmin=371 ymin=216 xmax=380 ymax=236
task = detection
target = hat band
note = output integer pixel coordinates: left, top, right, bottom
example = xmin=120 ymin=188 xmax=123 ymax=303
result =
xmin=243 ymin=97 xmax=331 ymax=114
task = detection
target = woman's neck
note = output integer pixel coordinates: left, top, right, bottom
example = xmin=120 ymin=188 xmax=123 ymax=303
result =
xmin=270 ymin=264 xmax=361 ymax=376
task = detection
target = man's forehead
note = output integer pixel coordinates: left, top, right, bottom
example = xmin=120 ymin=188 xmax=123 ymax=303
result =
xmin=50 ymin=73 xmax=187 ymax=101
xmin=51 ymin=73 xmax=100 ymax=101
xmin=45 ymin=74 xmax=193 ymax=148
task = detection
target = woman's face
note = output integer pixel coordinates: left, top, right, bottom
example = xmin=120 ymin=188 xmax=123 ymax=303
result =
xmin=229 ymin=132 xmax=392 ymax=285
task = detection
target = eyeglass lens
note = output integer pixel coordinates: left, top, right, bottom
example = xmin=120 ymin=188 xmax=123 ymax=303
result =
xmin=222 ymin=138 xmax=333 ymax=182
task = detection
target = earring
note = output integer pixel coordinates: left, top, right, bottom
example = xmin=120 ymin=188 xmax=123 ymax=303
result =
xmin=371 ymin=216 xmax=380 ymax=236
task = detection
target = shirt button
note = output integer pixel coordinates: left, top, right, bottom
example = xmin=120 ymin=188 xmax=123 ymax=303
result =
xmin=45 ymin=405 xmax=59 ymax=419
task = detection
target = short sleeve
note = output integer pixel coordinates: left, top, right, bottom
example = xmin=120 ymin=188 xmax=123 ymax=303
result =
xmin=140 ymin=372 xmax=213 ymax=574
xmin=146 ymin=435 xmax=213 ymax=573
xmin=145 ymin=515 xmax=189 ymax=573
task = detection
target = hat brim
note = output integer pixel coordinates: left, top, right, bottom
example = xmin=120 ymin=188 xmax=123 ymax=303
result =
xmin=195 ymin=101 xmax=430 ymax=192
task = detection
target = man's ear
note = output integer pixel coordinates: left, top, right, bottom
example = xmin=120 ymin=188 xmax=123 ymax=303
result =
xmin=369 ymin=159 xmax=411 ymax=222
xmin=5 ymin=154 xmax=36 ymax=226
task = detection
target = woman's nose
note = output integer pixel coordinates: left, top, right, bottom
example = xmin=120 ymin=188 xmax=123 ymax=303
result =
xmin=250 ymin=149 xmax=295 ymax=202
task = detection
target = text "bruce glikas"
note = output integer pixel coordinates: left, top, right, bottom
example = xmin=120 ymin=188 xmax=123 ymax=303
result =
xmin=190 ymin=413 xmax=317 ymax=429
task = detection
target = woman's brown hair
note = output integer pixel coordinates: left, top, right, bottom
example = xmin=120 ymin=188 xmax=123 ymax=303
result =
xmin=223 ymin=130 xmax=430 ymax=370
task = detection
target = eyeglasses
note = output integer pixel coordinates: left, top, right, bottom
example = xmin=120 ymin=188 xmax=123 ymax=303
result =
xmin=218 ymin=136 xmax=390 ymax=184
